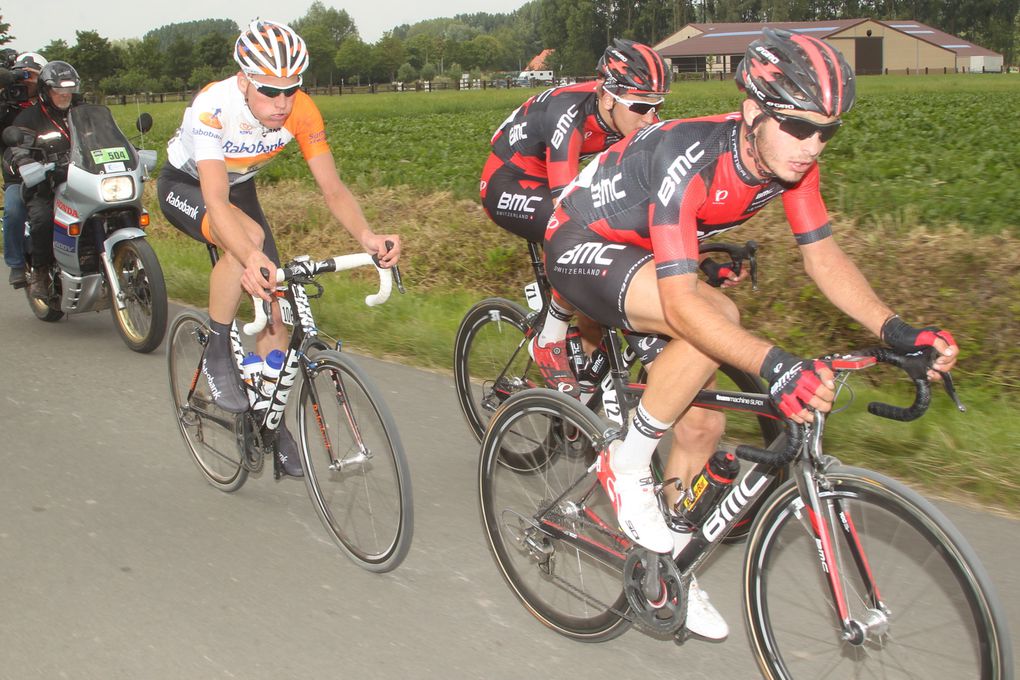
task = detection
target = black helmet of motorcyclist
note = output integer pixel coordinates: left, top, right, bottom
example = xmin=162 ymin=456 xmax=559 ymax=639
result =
xmin=38 ymin=61 xmax=81 ymax=110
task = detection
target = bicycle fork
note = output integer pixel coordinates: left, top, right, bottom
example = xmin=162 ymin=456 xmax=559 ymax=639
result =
xmin=793 ymin=445 xmax=890 ymax=646
xmin=305 ymin=358 xmax=372 ymax=472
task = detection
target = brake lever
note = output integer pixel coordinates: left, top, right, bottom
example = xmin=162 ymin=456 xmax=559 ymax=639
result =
xmin=373 ymin=240 xmax=406 ymax=294
xmin=937 ymin=370 xmax=966 ymax=412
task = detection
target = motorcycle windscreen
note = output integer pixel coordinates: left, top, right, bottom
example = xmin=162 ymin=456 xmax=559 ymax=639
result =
xmin=68 ymin=104 xmax=140 ymax=174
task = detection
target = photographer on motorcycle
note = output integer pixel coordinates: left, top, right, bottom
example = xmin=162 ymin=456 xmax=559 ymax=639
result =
xmin=1 ymin=51 xmax=47 ymax=288
xmin=8 ymin=60 xmax=82 ymax=299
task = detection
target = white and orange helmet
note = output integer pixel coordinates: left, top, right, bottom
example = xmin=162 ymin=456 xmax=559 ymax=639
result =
xmin=234 ymin=19 xmax=309 ymax=78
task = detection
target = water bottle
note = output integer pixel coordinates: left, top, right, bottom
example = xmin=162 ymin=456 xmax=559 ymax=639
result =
xmin=241 ymin=352 xmax=263 ymax=406
xmin=259 ymin=349 xmax=286 ymax=399
xmin=674 ymin=450 xmax=740 ymax=528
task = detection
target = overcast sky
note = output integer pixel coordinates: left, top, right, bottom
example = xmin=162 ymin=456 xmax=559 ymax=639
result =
xmin=3 ymin=0 xmax=531 ymax=53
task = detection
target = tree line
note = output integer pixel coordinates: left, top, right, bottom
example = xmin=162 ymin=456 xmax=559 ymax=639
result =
xmin=1 ymin=0 xmax=1017 ymax=96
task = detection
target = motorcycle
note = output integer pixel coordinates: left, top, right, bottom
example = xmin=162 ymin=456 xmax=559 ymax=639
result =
xmin=3 ymin=104 xmax=167 ymax=353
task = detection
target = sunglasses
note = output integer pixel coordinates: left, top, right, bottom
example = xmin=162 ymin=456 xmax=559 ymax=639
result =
xmin=767 ymin=110 xmax=842 ymax=142
xmin=607 ymin=89 xmax=664 ymax=115
xmin=249 ymin=78 xmax=302 ymax=98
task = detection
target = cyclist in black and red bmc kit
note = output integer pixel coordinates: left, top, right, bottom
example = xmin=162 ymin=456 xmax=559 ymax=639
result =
xmin=480 ymin=39 xmax=670 ymax=393
xmin=545 ymin=28 xmax=959 ymax=639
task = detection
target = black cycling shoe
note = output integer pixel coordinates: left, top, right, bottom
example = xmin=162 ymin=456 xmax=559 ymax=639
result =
xmin=201 ymin=327 xmax=249 ymax=413
xmin=276 ymin=426 xmax=304 ymax=477
xmin=9 ymin=267 xmax=26 ymax=289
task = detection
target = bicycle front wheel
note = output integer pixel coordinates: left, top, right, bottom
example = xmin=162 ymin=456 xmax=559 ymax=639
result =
xmin=166 ymin=311 xmax=247 ymax=492
xmin=744 ymin=466 xmax=1012 ymax=679
xmin=479 ymin=388 xmax=631 ymax=642
xmin=298 ymin=350 xmax=413 ymax=572
xmin=454 ymin=297 xmax=540 ymax=442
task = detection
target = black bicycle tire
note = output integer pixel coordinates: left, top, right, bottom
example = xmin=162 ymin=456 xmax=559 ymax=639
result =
xmin=298 ymin=349 xmax=413 ymax=573
xmin=453 ymin=297 xmax=534 ymax=442
xmin=479 ymin=388 xmax=632 ymax=641
xmin=743 ymin=465 xmax=1012 ymax=679
xmin=166 ymin=311 xmax=248 ymax=492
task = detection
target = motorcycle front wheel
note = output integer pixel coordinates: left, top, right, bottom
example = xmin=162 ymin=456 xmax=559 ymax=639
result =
xmin=25 ymin=266 xmax=64 ymax=322
xmin=110 ymin=238 xmax=167 ymax=353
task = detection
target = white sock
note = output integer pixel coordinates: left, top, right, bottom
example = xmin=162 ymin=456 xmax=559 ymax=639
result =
xmin=612 ymin=402 xmax=672 ymax=473
xmin=537 ymin=299 xmax=572 ymax=347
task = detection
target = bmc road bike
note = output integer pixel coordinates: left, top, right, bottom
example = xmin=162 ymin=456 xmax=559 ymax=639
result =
xmin=478 ymin=342 xmax=1012 ymax=678
xmin=166 ymin=249 xmax=412 ymax=573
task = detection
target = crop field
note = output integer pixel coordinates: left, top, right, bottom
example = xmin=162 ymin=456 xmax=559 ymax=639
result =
xmin=98 ymin=75 xmax=1019 ymax=510
xmin=116 ymin=73 xmax=1020 ymax=235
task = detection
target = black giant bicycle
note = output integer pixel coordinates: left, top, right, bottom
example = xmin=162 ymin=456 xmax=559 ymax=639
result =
xmin=167 ymin=250 xmax=413 ymax=573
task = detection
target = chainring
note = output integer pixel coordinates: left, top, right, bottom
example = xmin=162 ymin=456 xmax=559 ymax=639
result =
xmin=622 ymin=548 xmax=688 ymax=635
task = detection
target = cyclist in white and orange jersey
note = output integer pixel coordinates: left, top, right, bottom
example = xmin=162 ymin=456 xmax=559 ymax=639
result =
xmin=157 ymin=19 xmax=400 ymax=476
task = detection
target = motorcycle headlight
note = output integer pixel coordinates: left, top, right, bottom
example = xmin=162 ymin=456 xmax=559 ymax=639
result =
xmin=100 ymin=176 xmax=135 ymax=202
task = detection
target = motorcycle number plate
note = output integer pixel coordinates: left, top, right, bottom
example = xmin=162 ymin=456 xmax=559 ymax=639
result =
xmin=91 ymin=147 xmax=130 ymax=164
xmin=524 ymin=282 xmax=542 ymax=312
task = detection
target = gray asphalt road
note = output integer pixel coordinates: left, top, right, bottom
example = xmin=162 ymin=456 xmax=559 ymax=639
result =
xmin=1 ymin=290 xmax=1017 ymax=679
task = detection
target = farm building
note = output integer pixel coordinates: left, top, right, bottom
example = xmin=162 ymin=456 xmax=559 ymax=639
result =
xmin=655 ymin=19 xmax=1004 ymax=75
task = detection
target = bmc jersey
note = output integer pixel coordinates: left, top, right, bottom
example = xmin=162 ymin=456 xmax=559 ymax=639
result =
xmin=550 ymin=114 xmax=832 ymax=278
xmin=166 ymin=76 xmax=330 ymax=185
xmin=481 ymin=81 xmax=621 ymax=198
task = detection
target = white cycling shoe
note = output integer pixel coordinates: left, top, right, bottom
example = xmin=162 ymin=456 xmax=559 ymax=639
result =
xmin=597 ymin=444 xmax=674 ymax=553
xmin=672 ymin=532 xmax=729 ymax=640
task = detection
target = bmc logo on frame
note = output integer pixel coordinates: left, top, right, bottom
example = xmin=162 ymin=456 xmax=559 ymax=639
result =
xmin=555 ymin=242 xmax=626 ymax=266
xmin=497 ymin=192 xmax=543 ymax=214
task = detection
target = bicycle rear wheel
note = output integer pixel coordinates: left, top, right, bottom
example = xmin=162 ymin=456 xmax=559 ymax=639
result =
xmin=166 ymin=311 xmax=248 ymax=492
xmin=744 ymin=466 xmax=1012 ymax=679
xmin=298 ymin=350 xmax=413 ymax=572
xmin=479 ymin=388 xmax=631 ymax=642
xmin=454 ymin=297 xmax=541 ymax=442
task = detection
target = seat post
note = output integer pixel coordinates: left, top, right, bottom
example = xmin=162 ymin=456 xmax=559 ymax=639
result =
xmin=207 ymin=244 xmax=219 ymax=266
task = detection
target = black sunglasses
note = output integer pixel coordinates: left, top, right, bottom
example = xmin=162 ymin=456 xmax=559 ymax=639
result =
xmin=251 ymin=80 xmax=301 ymax=98
xmin=767 ymin=110 xmax=841 ymax=142
xmin=608 ymin=90 xmax=663 ymax=115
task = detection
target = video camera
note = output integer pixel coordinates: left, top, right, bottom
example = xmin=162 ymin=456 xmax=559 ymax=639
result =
xmin=1 ymin=48 xmax=34 ymax=104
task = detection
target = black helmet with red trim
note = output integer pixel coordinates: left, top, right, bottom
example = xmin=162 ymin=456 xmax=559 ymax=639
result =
xmin=597 ymin=39 xmax=670 ymax=96
xmin=735 ymin=28 xmax=855 ymax=117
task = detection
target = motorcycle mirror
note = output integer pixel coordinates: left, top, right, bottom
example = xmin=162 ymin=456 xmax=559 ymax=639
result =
xmin=136 ymin=113 xmax=153 ymax=134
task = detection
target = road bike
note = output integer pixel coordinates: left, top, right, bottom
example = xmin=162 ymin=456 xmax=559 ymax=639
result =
xmin=478 ymin=340 xmax=1013 ymax=678
xmin=455 ymin=240 xmax=784 ymax=540
xmin=166 ymin=249 xmax=413 ymax=573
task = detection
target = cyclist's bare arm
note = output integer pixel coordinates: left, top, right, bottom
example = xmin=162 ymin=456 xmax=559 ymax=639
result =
xmin=196 ymin=158 xmax=276 ymax=303
xmin=800 ymin=238 xmax=958 ymax=375
xmin=307 ymin=153 xmax=401 ymax=267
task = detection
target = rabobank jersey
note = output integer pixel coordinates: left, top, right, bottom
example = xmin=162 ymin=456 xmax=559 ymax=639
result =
xmin=166 ymin=76 xmax=330 ymax=185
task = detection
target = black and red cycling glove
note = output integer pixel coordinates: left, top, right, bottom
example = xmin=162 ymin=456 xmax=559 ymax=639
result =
xmin=759 ymin=347 xmax=828 ymax=418
xmin=699 ymin=258 xmax=740 ymax=287
xmin=880 ymin=315 xmax=956 ymax=353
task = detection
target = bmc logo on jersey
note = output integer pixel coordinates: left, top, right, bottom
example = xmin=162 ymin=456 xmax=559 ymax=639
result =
xmin=556 ymin=242 xmax=626 ymax=266
xmin=497 ymin=192 xmax=543 ymax=214
xmin=509 ymin=122 xmax=528 ymax=145
xmin=550 ymin=105 xmax=580 ymax=150
xmin=657 ymin=142 xmax=706 ymax=205
xmin=591 ymin=173 xmax=626 ymax=208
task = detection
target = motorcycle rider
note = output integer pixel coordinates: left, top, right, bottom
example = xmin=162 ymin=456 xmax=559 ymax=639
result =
xmin=1 ymin=51 xmax=47 ymax=288
xmin=9 ymin=60 xmax=82 ymax=299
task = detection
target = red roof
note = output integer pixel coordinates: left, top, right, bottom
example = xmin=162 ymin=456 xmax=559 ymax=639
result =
xmin=527 ymin=49 xmax=556 ymax=71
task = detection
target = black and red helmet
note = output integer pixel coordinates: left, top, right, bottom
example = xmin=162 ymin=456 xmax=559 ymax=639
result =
xmin=597 ymin=39 xmax=670 ymax=96
xmin=735 ymin=28 xmax=855 ymax=117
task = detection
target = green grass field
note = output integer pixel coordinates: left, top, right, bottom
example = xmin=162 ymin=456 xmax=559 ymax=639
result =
xmin=102 ymin=74 xmax=1019 ymax=511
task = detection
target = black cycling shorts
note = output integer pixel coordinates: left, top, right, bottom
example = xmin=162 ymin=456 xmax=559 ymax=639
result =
xmin=156 ymin=164 xmax=281 ymax=265
xmin=545 ymin=220 xmax=653 ymax=332
xmin=481 ymin=166 xmax=554 ymax=243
